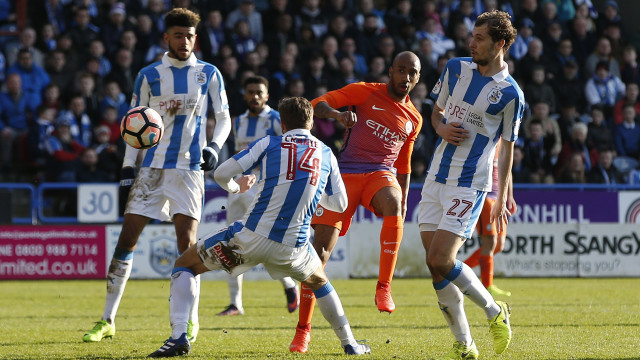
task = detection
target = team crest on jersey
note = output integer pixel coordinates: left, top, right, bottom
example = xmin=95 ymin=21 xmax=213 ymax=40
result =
xmin=149 ymin=236 xmax=178 ymax=276
xmin=195 ymin=71 xmax=207 ymax=85
xmin=405 ymin=121 xmax=413 ymax=134
xmin=487 ymin=88 xmax=503 ymax=104
xmin=315 ymin=207 xmax=324 ymax=217
xmin=432 ymin=79 xmax=442 ymax=95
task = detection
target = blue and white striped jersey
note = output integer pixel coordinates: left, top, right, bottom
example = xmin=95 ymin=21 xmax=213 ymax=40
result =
xmin=428 ymin=57 xmax=525 ymax=192
xmin=232 ymin=129 xmax=343 ymax=247
xmin=234 ymin=105 xmax=282 ymax=152
xmin=130 ymin=53 xmax=230 ymax=170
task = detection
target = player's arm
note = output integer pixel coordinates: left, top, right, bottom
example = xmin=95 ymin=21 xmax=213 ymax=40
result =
xmin=319 ymin=154 xmax=348 ymax=213
xmin=431 ymin=104 xmax=469 ymax=146
xmin=203 ymin=67 xmax=232 ymax=171
xmin=213 ymin=158 xmax=255 ymax=194
xmin=490 ymin=138 xmax=515 ymax=233
xmin=396 ymin=173 xmax=409 ymax=219
xmin=313 ymin=101 xmax=357 ymax=128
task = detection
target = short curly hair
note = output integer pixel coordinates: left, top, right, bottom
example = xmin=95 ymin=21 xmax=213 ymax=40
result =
xmin=164 ymin=7 xmax=200 ymax=29
xmin=474 ymin=10 xmax=517 ymax=53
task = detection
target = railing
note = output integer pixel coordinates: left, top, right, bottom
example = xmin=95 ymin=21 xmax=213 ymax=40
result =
xmin=0 ymin=181 xmax=639 ymax=225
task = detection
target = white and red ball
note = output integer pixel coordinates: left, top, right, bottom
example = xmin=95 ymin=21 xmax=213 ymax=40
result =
xmin=120 ymin=106 xmax=164 ymax=149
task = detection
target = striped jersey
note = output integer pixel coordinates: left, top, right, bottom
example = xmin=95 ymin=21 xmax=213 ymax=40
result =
xmin=131 ymin=53 xmax=229 ymax=170
xmin=233 ymin=129 xmax=343 ymax=247
xmin=428 ymin=57 xmax=524 ymax=192
xmin=234 ymin=105 xmax=282 ymax=152
xmin=311 ymin=82 xmax=422 ymax=174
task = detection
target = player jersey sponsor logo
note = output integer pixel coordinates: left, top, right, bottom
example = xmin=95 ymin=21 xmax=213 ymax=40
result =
xmin=149 ymin=236 xmax=178 ymax=276
xmin=195 ymin=71 xmax=207 ymax=85
xmin=365 ymin=119 xmax=407 ymax=144
xmin=405 ymin=121 xmax=413 ymax=134
xmin=315 ymin=207 xmax=324 ymax=217
xmin=487 ymin=88 xmax=503 ymax=104
xmin=446 ymin=103 xmax=484 ymax=128
xmin=432 ymin=79 xmax=442 ymax=94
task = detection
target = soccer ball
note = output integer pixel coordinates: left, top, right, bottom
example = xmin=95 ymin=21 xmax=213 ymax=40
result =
xmin=120 ymin=106 xmax=164 ymax=149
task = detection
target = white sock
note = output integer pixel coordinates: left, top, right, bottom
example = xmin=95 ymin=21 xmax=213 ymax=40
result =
xmin=313 ymin=282 xmax=357 ymax=347
xmin=281 ymin=277 xmax=296 ymax=289
xmin=170 ymin=268 xmax=196 ymax=339
xmin=227 ymin=273 xmax=243 ymax=309
xmin=189 ymin=275 xmax=200 ymax=324
xmin=102 ymin=249 xmax=133 ymax=324
xmin=447 ymin=260 xmax=500 ymax=320
xmin=434 ymin=280 xmax=472 ymax=346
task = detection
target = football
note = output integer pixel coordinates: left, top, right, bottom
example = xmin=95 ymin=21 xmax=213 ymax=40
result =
xmin=120 ymin=106 xmax=164 ymax=149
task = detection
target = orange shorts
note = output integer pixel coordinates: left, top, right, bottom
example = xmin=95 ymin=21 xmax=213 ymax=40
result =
xmin=311 ymin=171 xmax=401 ymax=236
xmin=476 ymin=197 xmax=506 ymax=236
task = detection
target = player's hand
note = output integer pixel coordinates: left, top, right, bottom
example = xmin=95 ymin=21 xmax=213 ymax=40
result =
xmin=437 ymin=122 xmax=469 ymax=146
xmin=236 ymin=174 xmax=256 ymax=193
xmin=119 ymin=167 xmax=135 ymax=214
xmin=337 ymin=111 xmax=357 ymax=128
xmin=201 ymin=145 xmax=219 ymax=171
xmin=490 ymin=200 xmax=511 ymax=234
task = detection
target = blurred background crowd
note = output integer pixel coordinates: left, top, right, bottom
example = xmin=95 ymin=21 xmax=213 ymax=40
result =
xmin=0 ymin=0 xmax=639 ymax=186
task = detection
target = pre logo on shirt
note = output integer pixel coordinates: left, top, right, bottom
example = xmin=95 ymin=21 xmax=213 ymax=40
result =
xmin=195 ymin=71 xmax=207 ymax=85
xmin=487 ymin=88 xmax=503 ymax=104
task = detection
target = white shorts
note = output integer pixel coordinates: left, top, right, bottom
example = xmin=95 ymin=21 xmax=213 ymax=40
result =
xmin=417 ymin=180 xmax=486 ymax=239
xmin=226 ymin=182 xmax=258 ymax=225
xmin=125 ymin=167 xmax=204 ymax=222
xmin=197 ymin=222 xmax=321 ymax=282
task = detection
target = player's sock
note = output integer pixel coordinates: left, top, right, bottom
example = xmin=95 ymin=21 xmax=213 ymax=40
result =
xmin=464 ymin=248 xmax=481 ymax=268
xmin=313 ymin=282 xmax=357 ymax=347
xmin=170 ymin=267 xmax=197 ymax=339
xmin=102 ymin=247 xmax=133 ymax=323
xmin=281 ymin=276 xmax=296 ymax=289
xmin=227 ymin=273 xmax=243 ymax=310
xmin=446 ymin=260 xmax=500 ymax=320
xmin=297 ymin=284 xmax=316 ymax=327
xmin=379 ymin=215 xmax=403 ymax=284
xmin=479 ymin=255 xmax=494 ymax=288
xmin=434 ymin=279 xmax=472 ymax=346
xmin=189 ymin=274 xmax=200 ymax=325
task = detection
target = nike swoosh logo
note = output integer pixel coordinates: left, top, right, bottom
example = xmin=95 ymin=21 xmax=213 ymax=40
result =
xmin=382 ymin=241 xmax=399 ymax=245
xmin=372 ymin=105 xmax=385 ymax=111
xmin=455 ymin=73 xmax=461 ymax=79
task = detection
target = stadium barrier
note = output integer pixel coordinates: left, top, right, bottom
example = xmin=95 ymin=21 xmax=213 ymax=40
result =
xmin=1 ymin=183 xmax=639 ymax=279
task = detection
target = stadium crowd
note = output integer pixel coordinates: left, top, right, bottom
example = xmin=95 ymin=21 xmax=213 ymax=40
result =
xmin=1 ymin=0 xmax=639 ymax=185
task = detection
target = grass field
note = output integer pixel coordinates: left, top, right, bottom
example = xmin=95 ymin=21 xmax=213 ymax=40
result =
xmin=1 ymin=278 xmax=639 ymax=359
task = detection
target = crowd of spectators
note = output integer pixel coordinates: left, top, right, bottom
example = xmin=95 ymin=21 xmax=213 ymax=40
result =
xmin=1 ymin=0 xmax=639 ymax=186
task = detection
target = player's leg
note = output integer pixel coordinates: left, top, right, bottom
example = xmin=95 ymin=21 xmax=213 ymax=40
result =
xmin=218 ymin=274 xmax=244 ymax=316
xmin=424 ymin=185 xmax=510 ymax=355
xmin=174 ymin=213 xmax=201 ymax=343
xmin=150 ymin=224 xmax=245 ymax=357
xmin=464 ymin=198 xmax=492 ymax=269
xmin=280 ymin=277 xmax=299 ymax=313
xmin=149 ymin=245 xmax=210 ymax=358
xmin=219 ymin=191 xmax=250 ymax=316
xmin=370 ymin=183 xmax=404 ymax=313
xmin=83 ymin=213 xmax=149 ymax=342
xmin=301 ymin=260 xmax=370 ymax=354
xmin=423 ymin=229 xmax=477 ymax=359
xmin=485 ymin=229 xmax=511 ymax=297
xmin=291 ymin=223 xmax=340 ymax=353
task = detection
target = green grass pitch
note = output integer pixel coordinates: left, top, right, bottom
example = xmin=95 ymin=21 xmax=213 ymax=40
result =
xmin=1 ymin=278 xmax=639 ymax=359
